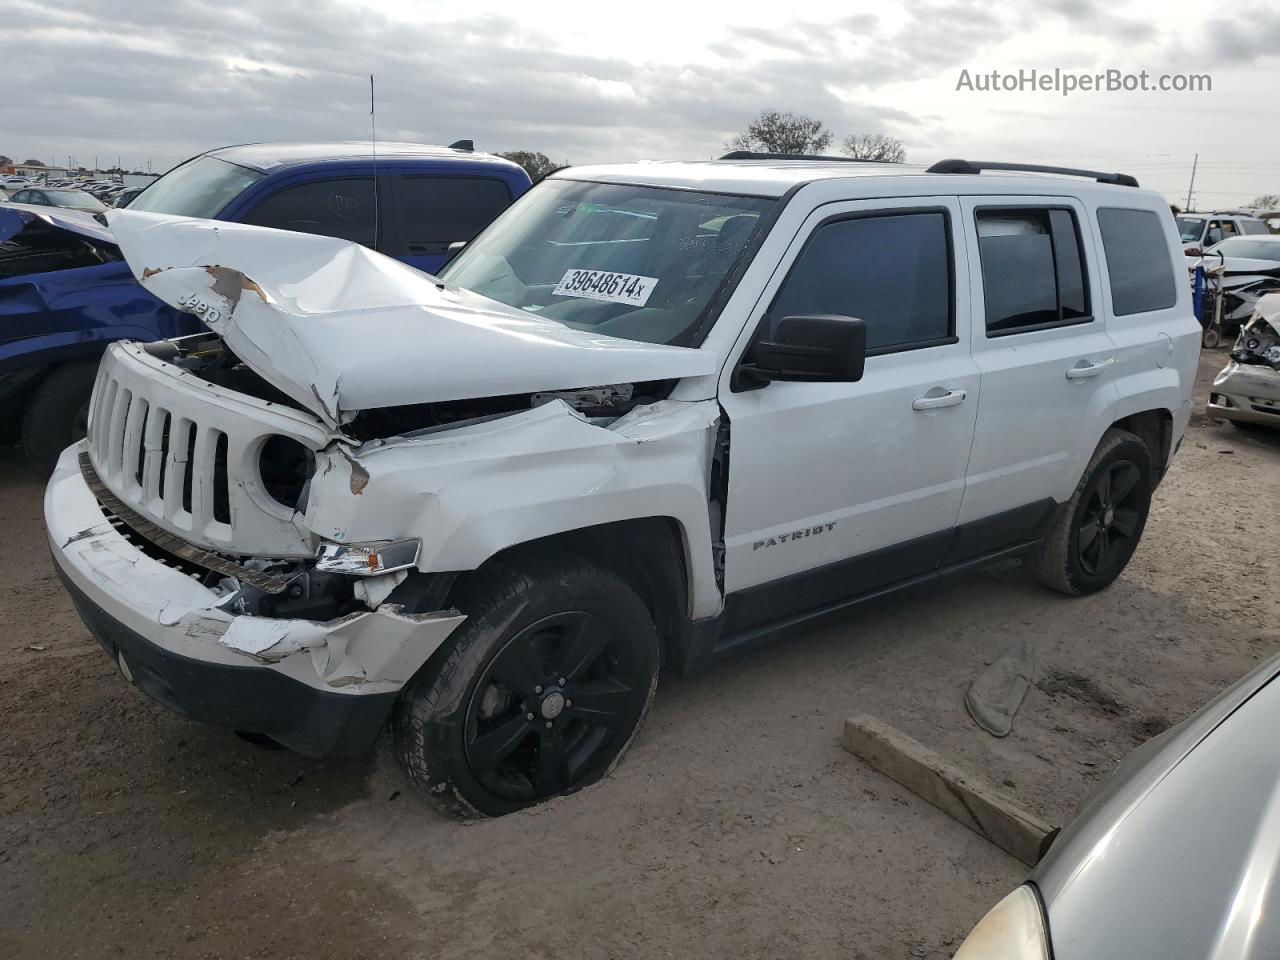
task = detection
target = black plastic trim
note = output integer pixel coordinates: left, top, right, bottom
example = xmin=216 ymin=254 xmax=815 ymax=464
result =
xmin=927 ymin=158 xmax=1139 ymax=188
xmin=674 ymin=498 xmax=1058 ymax=673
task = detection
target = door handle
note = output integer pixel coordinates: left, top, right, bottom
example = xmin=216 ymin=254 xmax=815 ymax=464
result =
xmin=912 ymin=389 xmax=967 ymax=411
xmin=1065 ymin=358 xmax=1115 ymax=380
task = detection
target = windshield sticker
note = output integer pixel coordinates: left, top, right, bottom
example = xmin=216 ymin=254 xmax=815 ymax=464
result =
xmin=553 ymin=269 xmax=658 ymax=307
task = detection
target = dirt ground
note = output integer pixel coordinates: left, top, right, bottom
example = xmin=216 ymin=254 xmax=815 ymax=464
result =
xmin=3 ymin=347 xmax=1278 ymax=960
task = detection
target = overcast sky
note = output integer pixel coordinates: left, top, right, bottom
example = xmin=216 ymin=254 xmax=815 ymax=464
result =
xmin=3 ymin=0 xmax=1278 ymax=207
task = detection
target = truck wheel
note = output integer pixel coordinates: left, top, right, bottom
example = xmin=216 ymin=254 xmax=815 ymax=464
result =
xmin=1028 ymin=428 xmax=1153 ymax=596
xmin=392 ymin=550 xmax=660 ymax=818
xmin=21 ymin=360 xmax=98 ymax=474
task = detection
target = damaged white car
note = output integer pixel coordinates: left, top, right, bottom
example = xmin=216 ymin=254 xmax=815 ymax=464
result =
xmin=1209 ymin=292 xmax=1280 ymax=428
xmin=46 ymin=156 xmax=1200 ymax=816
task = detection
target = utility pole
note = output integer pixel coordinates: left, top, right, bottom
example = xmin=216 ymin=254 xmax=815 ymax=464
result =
xmin=1185 ymin=153 xmax=1198 ymax=211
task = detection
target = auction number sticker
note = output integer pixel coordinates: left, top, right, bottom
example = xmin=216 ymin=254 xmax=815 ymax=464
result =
xmin=553 ymin=269 xmax=658 ymax=307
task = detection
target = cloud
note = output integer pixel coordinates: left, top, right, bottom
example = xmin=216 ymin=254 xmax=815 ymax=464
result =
xmin=1041 ymin=0 xmax=1158 ymax=42
xmin=1201 ymin=4 xmax=1280 ymax=64
xmin=0 ymin=0 xmax=1022 ymax=169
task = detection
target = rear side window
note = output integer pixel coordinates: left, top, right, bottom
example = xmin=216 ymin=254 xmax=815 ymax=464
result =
xmin=1096 ymin=207 xmax=1178 ymax=316
xmin=241 ymin=177 xmax=377 ymax=246
xmin=1241 ymin=220 xmax=1271 ymax=236
xmin=976 ymin=207 xmax=1090 ymax=335
xmin=768 ymin=210 xmax=953 ymax=353
xmin=400 ymin=177 xmax=511 ymax=254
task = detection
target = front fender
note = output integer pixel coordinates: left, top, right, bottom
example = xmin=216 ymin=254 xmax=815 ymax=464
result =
xmin=305 ymin=399 xmax=724 ymax=619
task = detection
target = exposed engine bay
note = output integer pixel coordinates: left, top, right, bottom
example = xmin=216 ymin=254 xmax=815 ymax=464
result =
xmin=1231 ymin=298 xmax=1280 ymax=372
xmin=145 ymin=332 xmax=676 ymax=440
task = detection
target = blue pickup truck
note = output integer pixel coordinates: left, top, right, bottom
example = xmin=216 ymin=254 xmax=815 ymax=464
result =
xmin=1 ymin=141 xmax=531 ymax=469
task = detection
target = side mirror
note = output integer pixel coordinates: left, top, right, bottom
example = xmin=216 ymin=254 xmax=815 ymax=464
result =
xmin=733 ymin=315 xmax=867 ymax=391
xmin=444 ymin=240 xmax=468 ymax=263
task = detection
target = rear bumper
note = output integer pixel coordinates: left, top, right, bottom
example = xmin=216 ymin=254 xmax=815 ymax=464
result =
xmin=1209 ymin=361 xmax=1280 ymax=427
xmin=45 ymin=442 xmax=466 ymax=758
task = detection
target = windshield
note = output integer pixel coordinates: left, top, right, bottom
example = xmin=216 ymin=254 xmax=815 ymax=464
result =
xmin=1210 ymin=237 xmax=1280 ymax=260
xmin=127 ymin=155 xmax=263 ymax=218
xmin=439 ymin=179 xmax=773 ymax=346
xmin=1176 ymin=217 xmax=1204 ymax=242
xmin=46 ymin=190 xmax=106 ymax=211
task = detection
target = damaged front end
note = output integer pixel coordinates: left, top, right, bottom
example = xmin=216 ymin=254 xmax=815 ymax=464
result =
xmin=46 ymin=210 xmax=724 ymax=756
xmin=1209 ymin=293 xmax=1280 ymax=427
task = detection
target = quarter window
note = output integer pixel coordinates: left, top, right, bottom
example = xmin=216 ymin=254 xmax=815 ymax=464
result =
xmin=241 ymin=177 xmax=377 ymax=246
xmin=976 ymin=207 xmax=1091 ymax=335
xmin=1096 ymin=207 xmax=1179 ymax=316
xmin=768 ymin=211 xmax=953 ymax=353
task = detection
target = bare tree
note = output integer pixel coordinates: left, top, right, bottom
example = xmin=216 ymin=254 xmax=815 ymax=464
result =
xmin=727 ymin=110 xmax=833 ymax=155
xmin=841 ymin=133 xmax=906 ymax=163
xmin=498 ymin=150 xmax=565 ymax=181
xmin=1249 ymin=194 xmax=1280 ymax=210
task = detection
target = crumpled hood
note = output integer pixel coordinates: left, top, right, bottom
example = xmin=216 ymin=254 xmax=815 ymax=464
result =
xmin=1034 ymin=657 xmax=1280 ymax=960
xmin=0 ymin=204 xmax=114 ymax=246
xmin=1249 ymin=291 xmax=1280 ymax=334
xmin=106 ymin=210 xmax=717 ymax=426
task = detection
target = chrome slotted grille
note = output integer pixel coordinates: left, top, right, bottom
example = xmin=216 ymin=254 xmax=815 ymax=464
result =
xmin=86 ymin=343 xmax=330 ymax=558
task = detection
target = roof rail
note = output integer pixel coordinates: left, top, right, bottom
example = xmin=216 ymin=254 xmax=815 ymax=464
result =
xmin=719 ymin=150 xmax=879 ymax=164
xmin=926 ymin=158 xmax=1139 ymax=188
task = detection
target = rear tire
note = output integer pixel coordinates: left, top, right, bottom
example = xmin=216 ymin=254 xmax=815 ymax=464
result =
xmin=391 ymin=549 xmax=660 ymax=818
xmin=1028 ymin=428 xmax=1153 ymax=595
xmin=21 ymin=360 xmax=98 ymax=474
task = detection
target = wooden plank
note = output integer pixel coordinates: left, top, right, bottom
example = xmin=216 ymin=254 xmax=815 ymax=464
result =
xmin=841 ymin=714 xmax=1059 ymax=867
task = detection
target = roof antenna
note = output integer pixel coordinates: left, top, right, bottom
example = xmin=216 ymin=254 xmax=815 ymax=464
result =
xmin=369 ymin=74 xmax=379 ymax=248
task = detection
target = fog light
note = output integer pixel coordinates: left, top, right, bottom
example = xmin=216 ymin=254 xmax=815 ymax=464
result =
xmin=315 ymin=539 xmax=420 ymax=576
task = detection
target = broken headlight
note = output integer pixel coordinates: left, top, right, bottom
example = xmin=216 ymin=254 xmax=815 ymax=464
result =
xmin=314 ymin=539 xmax=420 ymax=576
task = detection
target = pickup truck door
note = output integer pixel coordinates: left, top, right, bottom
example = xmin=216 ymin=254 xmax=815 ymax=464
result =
xmin=956 ymin=196 xmax=1118 ymax=528
xmin=391 ymin=174 xmax=515 ymax=275
xmin=716 ymin=196 xmax=980 ymax=626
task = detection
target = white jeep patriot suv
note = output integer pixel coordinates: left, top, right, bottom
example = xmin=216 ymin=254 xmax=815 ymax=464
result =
xmin=46 ymin=155 xmax=1199 ymax=816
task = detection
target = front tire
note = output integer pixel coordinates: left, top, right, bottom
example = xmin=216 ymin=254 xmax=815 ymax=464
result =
xmin=21 ymin=360 xmax=98 ymax=474
xmin=1028 ymin=428 xmax=1153 ymax=595
xmin=391 ymin=550 xmax=660 ymax=818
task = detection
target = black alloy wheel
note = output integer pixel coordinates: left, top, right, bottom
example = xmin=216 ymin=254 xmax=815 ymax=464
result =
xmin=391 ymin=550 xmax=660 ymax=817
xmin=1076 ymin=459 xmax=1143 ymax=577
xmin=464 ymin=610 xmax=650 ymax=803
xmin=1028 ymin=427 xmax=1154 ymax=596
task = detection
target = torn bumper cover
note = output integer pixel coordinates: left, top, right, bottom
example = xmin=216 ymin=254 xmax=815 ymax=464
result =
xmin=46 ymin=443 xmax=466 ymax=757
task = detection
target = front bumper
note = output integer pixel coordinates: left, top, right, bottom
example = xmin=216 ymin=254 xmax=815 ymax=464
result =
xmin=1208 ymin=360 xmax=1280 ymax=427
xmin=45 ymin=442 xmax=466 ymax=758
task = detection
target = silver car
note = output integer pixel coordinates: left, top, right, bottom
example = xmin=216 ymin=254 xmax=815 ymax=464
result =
xmin=955 ymin=653 xmax=1280 ymax=959
xmin=1209 ymin=292 xmax=1280 ymax=429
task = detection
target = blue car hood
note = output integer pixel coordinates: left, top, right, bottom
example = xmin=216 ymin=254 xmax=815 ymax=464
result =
xmin=0 ymin=204 xmax=114 ymax=246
